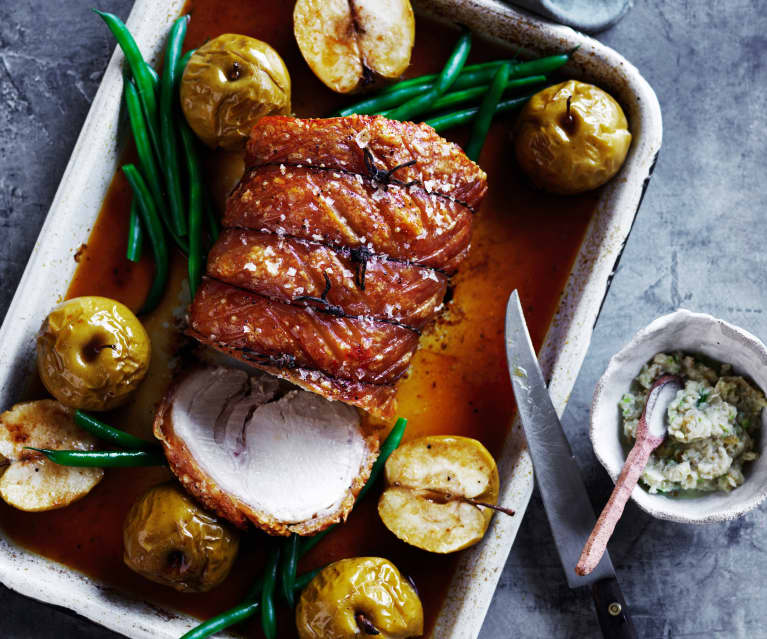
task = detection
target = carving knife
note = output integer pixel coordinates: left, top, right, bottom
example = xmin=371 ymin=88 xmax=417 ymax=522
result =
xmin=504 ymin=290 xmax=637 ymax=639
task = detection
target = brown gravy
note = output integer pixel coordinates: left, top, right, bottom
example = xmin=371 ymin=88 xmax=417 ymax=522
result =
xmin=0 ymin=2 xmax=598 ymax=636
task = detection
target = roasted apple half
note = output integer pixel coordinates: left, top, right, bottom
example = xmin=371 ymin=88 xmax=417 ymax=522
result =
xmin=154 ymin=365 xmax=379 ymax=535
xmin=0 ymin=400 xmax=103 ymax=511
xmin=293 ymin=0 xmax=415 ymax=93
xmin=378 ymin=435 xmax=502 ymax=553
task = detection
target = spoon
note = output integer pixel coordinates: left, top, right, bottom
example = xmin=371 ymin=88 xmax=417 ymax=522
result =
xmin=576 ymin=374 xmax=683 ymax=576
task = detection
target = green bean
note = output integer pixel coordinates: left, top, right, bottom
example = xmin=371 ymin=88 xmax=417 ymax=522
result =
xmin=74 ymin=410 xmax=156 ymax=450
xmin=465 ymin=63 xmax=510 ymax=161
xmin=179 ymin=120 xmax=203 ymax=297
xmin=336 ymin=83 xmax=431 ymax=117
xmin=379 ymin=52 xmax=569 ymax=96
xmin=387 ymin=30 xmax=472 ymax=122
xmin=160 ymin=15 xmax=189 ymax=237
xmin=261 ymin=545 xmax=280 ymax=639
xmin=280 ymin=534 xmax=299 ymax=608
xmin=180 ymin=600 xmax=259 ymax=639
xmin=25 ymin=448 xmax=166 ymax=468
xmin=124 ymin=76 xmax=168 ymax=225
xmin=295 ymin=567 xmax=321 ymax=590
xmin=126 ymin=197 xmax=143 ymax=262
xmin=378 ymin=59 xmax=503 ymax=95
xmin=299 ymin=417 xmax=408 ymax=556
xmin=95 ymin=10 xmax=160 ymax=156
xmin=122 ymin=164 xmax=169 ymax=314
xmin=244 ymin=575 xmax=265 ymax=602
xmin=428 ymin=74 xmax=545 ymax=114
xmin=425 ymin=94 xmax=534 ymax=133
xmin=179 ymin=568 xmax=322 ymax=639
xmin=358 ymin=417 xmax=407 ymax=503
xmin=146 ymin=64 xmax=159 ymax=88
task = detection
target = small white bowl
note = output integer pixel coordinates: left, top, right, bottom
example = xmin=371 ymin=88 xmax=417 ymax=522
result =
xmin=591 ymin=309 xmax=767 ymax=523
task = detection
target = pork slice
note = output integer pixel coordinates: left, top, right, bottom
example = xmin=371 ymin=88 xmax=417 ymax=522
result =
xmin=207 ymin=229 xmax=448 ymax=329
xmin=154 ymin=366 xmax=379 ymax=535
xmin=225 ymin=165 xmax=472 ymax=272
xmin=189 ymin=278 xmax=419 ymax=385
xmin=245 ymin=115 xmax=487 ymax=208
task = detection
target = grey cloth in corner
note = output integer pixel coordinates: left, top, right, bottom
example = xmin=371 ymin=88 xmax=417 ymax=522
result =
xmin=509 ymin=0 xmax=632 ymax=33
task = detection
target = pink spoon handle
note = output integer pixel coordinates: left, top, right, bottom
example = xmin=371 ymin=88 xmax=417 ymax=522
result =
xmin=576 ymin=375 xmax=681 ymax=577
xmin=575 ymin=438 xmax=655 ymax=576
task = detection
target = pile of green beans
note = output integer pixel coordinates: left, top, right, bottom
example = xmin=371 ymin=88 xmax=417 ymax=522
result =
xmin=25 ymin=410 xmax=165 ymax=468
xmin=336 ymin=35 xmax=574 ymax=158
xmin=180 ymin=417 xmax=408 ymax=639
xmin=96 ymin=11 xmax=210 ymax=312
xmin=386 ymin=29 xmax=472 ymax=122
xmin=180 ymin=568 xmax=321 ymax=639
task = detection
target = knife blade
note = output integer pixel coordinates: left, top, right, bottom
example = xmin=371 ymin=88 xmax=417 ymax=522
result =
xmin=505 ymin=290 xmax=637 ymax=639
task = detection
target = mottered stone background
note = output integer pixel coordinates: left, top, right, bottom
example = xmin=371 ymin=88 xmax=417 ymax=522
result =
xmin=1 ymin=1 xmax=766 ymax=637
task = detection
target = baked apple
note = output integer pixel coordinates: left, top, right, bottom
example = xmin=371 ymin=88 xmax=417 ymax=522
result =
xmin=122 ymin=482 xmax=239 ymax=592
xmin=180 ymin=34 xmax=291 ymax=150
xmin=514 ymin=80 xmax=632 ymax=194
xmin=296 ymin=557 xmax=423 ymax=638
xmin=37 ymin=296 xmax=150 ymax=411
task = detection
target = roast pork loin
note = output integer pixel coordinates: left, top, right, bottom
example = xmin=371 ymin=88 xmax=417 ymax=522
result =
xmin=188 ymin=114 xmax=487 ymax=416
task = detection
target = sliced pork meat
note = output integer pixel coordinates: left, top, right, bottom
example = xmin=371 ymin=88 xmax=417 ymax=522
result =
xmin=225 ymin=165 xmax=472 ymax=271
xmin=207 ymin=229 xmax=448 ymax=329
xmin=245 ymin=115 xmax=488 ymax=208
xmin=189 ymin=278 xmax=419 ymax=385
xmin=154 ymin=366 xmax=378 ymax=535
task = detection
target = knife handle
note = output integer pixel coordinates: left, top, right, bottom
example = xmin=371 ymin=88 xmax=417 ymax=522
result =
xmin=592 ymin=577 xmax=638 ymax=639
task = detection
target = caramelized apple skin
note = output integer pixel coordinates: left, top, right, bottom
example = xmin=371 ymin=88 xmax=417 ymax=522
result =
xmin=514 ymin=80 xmax=632 ymax=194
xmin=123 ymin=482 xmax=239 ymax=593
xmin=180 ymin=34 xmax=291 ymax=150
xmin=296 ymin=557 xmax=424 ymax=639
xmin=36 ymin=296 xmax=150 ymax=411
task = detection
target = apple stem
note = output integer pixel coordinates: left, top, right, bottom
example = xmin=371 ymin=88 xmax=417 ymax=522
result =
xmin=405 ymin=486 xmax=516 ymax=517
xmin=464 ymin=498 xmax=515 ymax=516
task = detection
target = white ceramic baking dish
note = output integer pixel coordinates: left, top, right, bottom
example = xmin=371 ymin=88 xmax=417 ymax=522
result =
xmin=0 ymin=0 xmax=661 ymax=637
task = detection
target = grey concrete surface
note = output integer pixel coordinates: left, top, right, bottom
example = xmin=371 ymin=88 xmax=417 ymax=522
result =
xmin=1 ymin=1 xmax=766 ymax=638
